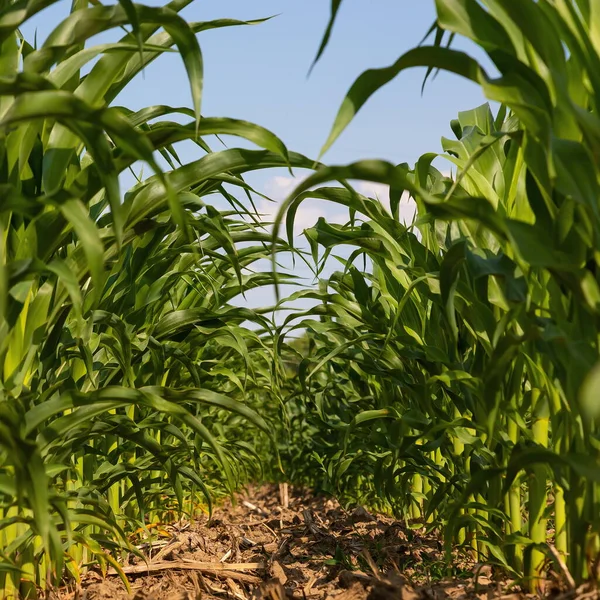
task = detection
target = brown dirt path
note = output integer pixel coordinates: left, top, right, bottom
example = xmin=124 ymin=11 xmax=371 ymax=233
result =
xmin=58 ymin=484 xmax=572 ymax=600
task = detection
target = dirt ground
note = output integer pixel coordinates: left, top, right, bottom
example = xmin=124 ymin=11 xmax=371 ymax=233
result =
xmin=58 ymin=484 xmax=582 ymax=600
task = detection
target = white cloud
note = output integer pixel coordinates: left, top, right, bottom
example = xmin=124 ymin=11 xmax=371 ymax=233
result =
xmin=257 ymin=167 xmax=453 ymax=236
xmin=354 ymin=181 xmax=389 ymax=200
xmin=258 ymin=174 xmax=346 ymax=236
xmin=352 ymin=167 xmax=455 ymax=226
xmin=263 ymin=174 xmax=306 ymax=201
xmin=353 ymin=181 xmax=417 ymax=226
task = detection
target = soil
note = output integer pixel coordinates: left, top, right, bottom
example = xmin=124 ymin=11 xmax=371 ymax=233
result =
xmin=56 ymin=484 xmax=580 ymax=600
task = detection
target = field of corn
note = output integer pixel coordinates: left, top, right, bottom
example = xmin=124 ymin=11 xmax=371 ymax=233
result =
xmin=2 ymin=0 xmax=600 ymax=597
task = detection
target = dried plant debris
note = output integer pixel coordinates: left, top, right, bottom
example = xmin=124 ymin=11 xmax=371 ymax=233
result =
xmin=58 ymin=485 xmax=579 ymax=600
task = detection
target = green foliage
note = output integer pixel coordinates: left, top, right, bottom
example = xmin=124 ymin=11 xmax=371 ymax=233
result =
xmin=0 ymin=1 xmax=308 ymax=595
xmin=274 ymin=0 xmax=600 ymax=591
xmin=3 ymin=0 xmax=600 ymax=596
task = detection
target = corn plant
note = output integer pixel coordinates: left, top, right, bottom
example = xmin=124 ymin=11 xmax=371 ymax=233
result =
xmin=0 ymin=1 xmax=316 ymax=596
xmin=273 ymin=0 xmax=600 ymax=591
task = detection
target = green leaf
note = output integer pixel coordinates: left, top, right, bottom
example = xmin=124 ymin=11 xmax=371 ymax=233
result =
xmin=320 ymin=46 xmax=483 ymax=156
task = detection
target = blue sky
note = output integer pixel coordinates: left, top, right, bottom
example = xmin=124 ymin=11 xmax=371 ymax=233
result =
xmin=170 ymin=1 xmax=487 ymax=164
xmin=23 ymin=1 xmax=491 ymax=321
xmin=23 ymin=1 xmax=490 ymax=174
